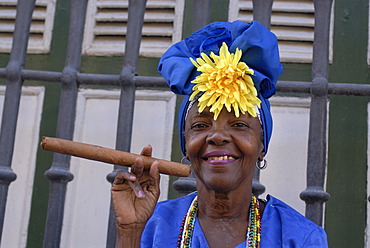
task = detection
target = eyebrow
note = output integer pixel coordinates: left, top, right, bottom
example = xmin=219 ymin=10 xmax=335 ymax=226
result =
xmin=188 ymin=110 xmax=212 ymax=118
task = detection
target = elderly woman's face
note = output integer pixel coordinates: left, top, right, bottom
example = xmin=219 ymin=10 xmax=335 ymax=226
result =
xmin=184 ymin=105 xmax=264 ymax=193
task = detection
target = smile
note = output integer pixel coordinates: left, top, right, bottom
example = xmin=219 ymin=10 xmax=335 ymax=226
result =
xmin=206 ymin=156 xmax=236 ymax=161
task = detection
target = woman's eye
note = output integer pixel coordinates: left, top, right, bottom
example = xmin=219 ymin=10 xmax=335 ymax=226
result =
xmin=191 ymin=123 xmax=208 ymax=129
xmin=233 ymin=122 xmax=248 ymax=127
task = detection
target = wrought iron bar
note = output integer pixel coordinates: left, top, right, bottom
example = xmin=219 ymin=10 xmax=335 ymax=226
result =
xmin=172 ymin=0 xmax=214 ymax=198
xmin=43 ymin=0 xmax=88 ymax=247
xmin=276 ymin=81 xmax=312 ymax=94
xmin=300 ymin=0 xmax=333 ymax=226
xmin=192 ymin=0 xmax=212 ymax=31
xmin=105 ymin=0 xmax=148 ymax=247
xmin=22 ymin=69 xmax=62 ymax=82
xmin=1 ymin=69 xmax=370 ymax=97
xmin=250 ymin=0 xmax=274 ymax=197
xmin=327 ymin=83 xmax=370 ymax=96
xmin=252 ymin=0 xmax=273 ymax=29
xmin=0 ymin=0 xmax=36 ymax=241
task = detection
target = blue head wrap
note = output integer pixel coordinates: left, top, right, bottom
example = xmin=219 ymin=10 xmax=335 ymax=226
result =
xmin=158 ymin=20 xmax=283 ymax=156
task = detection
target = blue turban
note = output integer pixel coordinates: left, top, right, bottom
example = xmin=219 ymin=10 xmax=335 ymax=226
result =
xmin=158 ymin=20 xmax=283 ymax=156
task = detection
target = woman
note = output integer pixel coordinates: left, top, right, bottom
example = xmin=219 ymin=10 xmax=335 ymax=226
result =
xmin=112 ymin=20 xmax=328 ymax=247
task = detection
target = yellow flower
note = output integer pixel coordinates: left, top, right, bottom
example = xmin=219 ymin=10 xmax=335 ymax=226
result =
xmin=189 ymin=42 xmax=261 ymax=120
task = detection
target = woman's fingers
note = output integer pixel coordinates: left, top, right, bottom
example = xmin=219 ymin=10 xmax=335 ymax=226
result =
xmin=113 ymin=145 xmax=159 ymax=198
xmin=149 ymin=160 xmax=160 ymax=184
xmin=140 ymin=145 xmax=152 ymax=157
xmin=131 ymin=157 xmax=144 ymax=177
xmin=113 ymin=157 xmax=147 ymax=198
xmin=148 ymin=160 xmax=160 ymax=198
xmin=128 ymin=181 xmax=145 ymax=198
xmin=113 ymin=170 xmax=136 ymax=185
xmin=113 ymin=170 xmax=145 ymax=198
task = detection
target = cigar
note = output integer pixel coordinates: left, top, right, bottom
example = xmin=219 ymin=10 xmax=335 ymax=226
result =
xmin=40 ymin=136 xmax=191 ymax=177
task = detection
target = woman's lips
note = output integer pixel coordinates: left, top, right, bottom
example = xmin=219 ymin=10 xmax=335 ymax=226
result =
xmin=203 ymin=152 xmax=238 ymax=165
xmin=205 ymin=157 xmax=236 ymax=165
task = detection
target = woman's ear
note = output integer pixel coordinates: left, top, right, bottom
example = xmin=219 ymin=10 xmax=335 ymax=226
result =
xmin=258 ymin=147 xmax=265 ymax=161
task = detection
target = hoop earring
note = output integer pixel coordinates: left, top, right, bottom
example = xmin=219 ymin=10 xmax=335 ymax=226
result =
xmin=256 ymin=158 xmax=267 ymax=170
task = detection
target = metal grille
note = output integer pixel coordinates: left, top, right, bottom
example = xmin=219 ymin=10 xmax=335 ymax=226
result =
xmin=0 ymin=0 xmax=369 ymax=247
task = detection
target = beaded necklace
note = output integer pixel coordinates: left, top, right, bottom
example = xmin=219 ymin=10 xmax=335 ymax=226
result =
xmin=177 ymin=195 xmax=261 ymax=248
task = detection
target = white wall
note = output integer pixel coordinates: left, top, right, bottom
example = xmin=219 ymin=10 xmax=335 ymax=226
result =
xmin=260 ymin=96 xmax=327 ymax=215
xmin=0 ymin=86 xmax=44 ymax=248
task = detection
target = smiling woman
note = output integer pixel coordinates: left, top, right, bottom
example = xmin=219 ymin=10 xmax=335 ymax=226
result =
xmin=111 ymin=20 xmax=328 ymax=248
xmin=184 ymin=106 xmax=262 ymax=195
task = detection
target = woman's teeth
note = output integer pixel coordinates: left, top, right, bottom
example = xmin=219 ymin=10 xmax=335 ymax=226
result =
xmin=207 ymin=156 xmax=235 ymax=161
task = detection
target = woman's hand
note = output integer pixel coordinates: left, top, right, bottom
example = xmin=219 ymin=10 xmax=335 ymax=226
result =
xmin=111 ymin=145 xmax=160 ymax=229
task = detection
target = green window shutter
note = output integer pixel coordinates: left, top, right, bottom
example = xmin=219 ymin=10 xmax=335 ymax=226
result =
xmin=0 ymin=0 xmax=56 ymax=53
xmin=82 ymin=0 xmax=184 ymax=57
xmin=229 ymin=0 xmax=334 ymax=63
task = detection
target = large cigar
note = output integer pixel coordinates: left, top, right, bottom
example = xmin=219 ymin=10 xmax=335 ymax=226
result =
xmin=40 ymin=136 xmax=191 ymax=177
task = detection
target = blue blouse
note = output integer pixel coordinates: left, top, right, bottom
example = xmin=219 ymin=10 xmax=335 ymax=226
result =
xmin=141 ymin=192 xmax=328 ymax=247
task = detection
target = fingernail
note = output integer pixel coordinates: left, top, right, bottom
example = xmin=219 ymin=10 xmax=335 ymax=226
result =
xmin=129 ymin=175 xmax=136 ymax=180
xmin=138 ymin=190 xmax=145 ymax=198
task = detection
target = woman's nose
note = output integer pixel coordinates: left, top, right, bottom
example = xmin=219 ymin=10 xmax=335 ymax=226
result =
xmin=206 ymin=127 xmax=231 ymax=145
